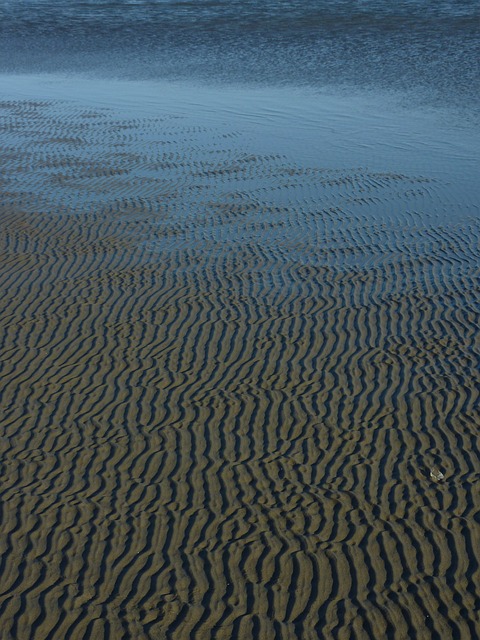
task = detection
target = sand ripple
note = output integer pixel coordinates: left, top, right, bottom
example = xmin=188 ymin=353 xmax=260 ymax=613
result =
xmin=0 ymin=99 xmax=479 ymax=638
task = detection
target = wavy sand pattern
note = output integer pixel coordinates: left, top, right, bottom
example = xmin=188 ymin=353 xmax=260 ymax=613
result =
xmin=0 ymin=98 xmax=479 ymax=639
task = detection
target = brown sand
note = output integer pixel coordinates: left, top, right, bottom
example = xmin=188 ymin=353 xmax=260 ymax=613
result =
xmin=0 ymin=97 xmax=479 ymax=639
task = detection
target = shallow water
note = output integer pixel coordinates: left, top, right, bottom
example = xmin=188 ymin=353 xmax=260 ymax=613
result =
xmin=2 ymin=73 xmax=479 ymax=166
xmin=2 ymin=72 xmax=479 ymax=230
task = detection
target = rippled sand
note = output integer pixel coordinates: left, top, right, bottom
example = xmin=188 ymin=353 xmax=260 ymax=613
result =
xmin=0 ymin=83 xmax=479 ymax=639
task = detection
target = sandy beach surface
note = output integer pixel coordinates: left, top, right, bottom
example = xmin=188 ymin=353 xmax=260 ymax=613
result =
xmin=0 ymin=74 xmax=479 ymax=638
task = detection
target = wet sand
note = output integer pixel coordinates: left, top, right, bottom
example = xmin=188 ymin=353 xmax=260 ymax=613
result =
xmin=0 ymin=79 xmax=479 ymax=639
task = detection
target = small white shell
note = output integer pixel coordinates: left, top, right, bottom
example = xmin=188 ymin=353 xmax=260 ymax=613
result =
xmin=430 ymin=468 xmax=445 ymax=482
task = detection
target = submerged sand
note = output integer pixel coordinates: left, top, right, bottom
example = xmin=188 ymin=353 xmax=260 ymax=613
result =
xmin=0 ymin=86 xmax=479 ymax=639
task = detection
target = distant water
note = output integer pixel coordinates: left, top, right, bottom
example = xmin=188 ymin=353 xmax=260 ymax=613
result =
xmin=1 ymin=0 xmax=479 ymax=110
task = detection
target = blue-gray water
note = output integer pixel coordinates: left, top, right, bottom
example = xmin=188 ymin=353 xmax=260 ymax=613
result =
xmin=1 ymin=0 xmax=479 ymax=110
